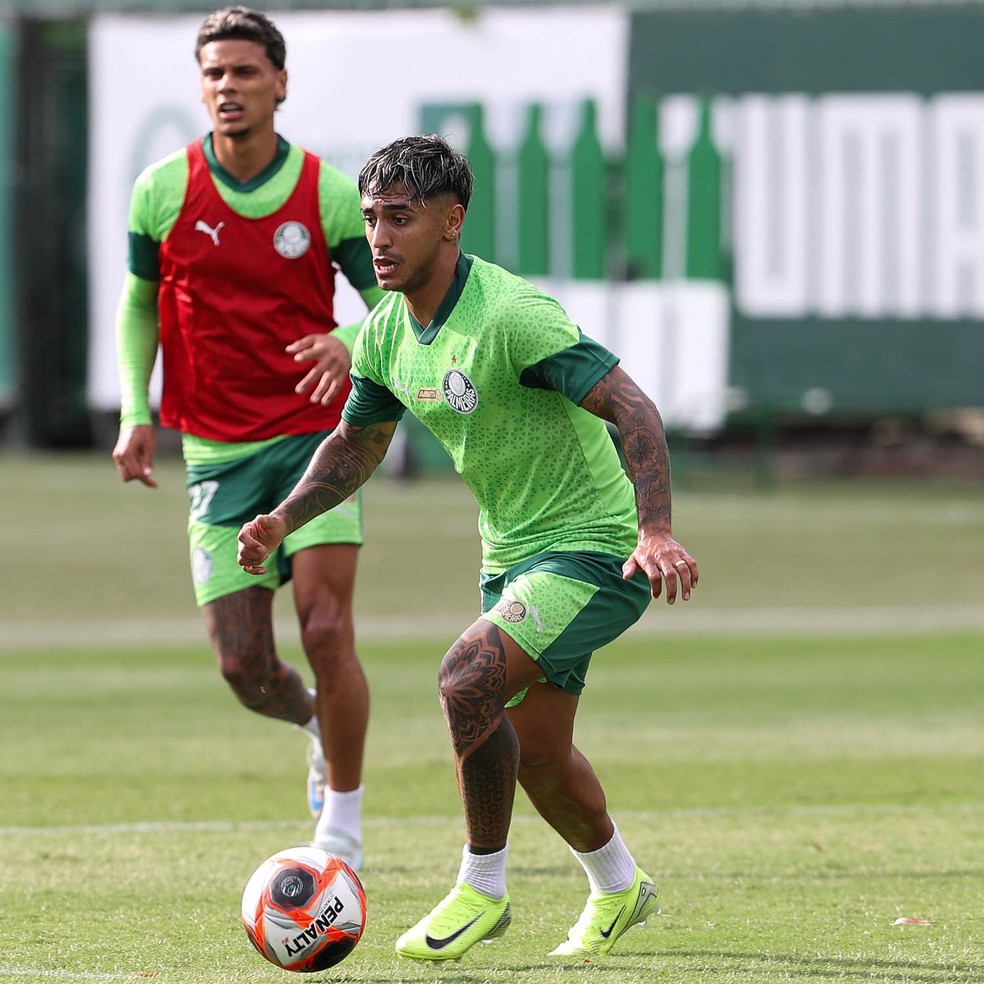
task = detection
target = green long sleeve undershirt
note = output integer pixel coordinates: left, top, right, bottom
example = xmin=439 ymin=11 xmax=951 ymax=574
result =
xmin=115 ymin=272 xmax=160 ymax=428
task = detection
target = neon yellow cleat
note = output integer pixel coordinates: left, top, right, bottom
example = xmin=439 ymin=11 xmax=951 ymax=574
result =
xmin=550 ymin=867 xmax=660 ymax=957
xmin=395 ymin=882 xmax=511 ymax=962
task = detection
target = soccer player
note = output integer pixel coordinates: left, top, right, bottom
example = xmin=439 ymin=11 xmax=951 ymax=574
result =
xmin=236 ymin=133 xmax=699 ymax=959
xmin=111 ymin=7 xmax=384 ymax=870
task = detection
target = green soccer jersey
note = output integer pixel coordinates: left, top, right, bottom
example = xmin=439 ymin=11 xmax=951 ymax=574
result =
xmin=344 ymin=254 xmax=639 ymax=572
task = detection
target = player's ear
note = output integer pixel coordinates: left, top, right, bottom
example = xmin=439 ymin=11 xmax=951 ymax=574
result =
xmin=276 ymin=68 xmax=288 ymax=106
xmin=445 ymin=203 xmax=465 ymax=243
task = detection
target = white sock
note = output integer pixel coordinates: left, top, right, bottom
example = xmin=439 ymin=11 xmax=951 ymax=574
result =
xmin=571 ymin=825 xmax=636 ymax=894
xmin=457 ymin=843 xmax=508 ymax=900
xmin=314 ymin=785 xmax=364 ymax=844
xmin=299 ymin=689 xmax=321 ymax=740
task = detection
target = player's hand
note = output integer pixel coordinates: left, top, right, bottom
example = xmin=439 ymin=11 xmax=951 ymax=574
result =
xmin=237 ymin=514 xmax=287 ymax=575
xmin=622 ymin=528 xmax=698 ymax=604
xmin=287 ymin=333 xmax=351 ymax=406
xmin=112 ymin=424 xmax=158 ymax=488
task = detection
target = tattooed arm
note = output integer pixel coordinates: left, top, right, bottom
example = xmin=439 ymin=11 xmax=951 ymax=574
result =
xmin=580 ymin=365 xmax=698 ymax=603
xmin=237 ymin=419 xmax=397 ymax=574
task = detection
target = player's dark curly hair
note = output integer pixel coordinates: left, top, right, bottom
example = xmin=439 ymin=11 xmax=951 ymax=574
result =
xmin=195 ymin=6 xmax=286 ymax=71
xmin=358 ymin=134 xmax=474 ymax=210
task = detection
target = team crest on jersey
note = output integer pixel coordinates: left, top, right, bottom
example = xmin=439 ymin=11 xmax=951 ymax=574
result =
xmin=273 ymin=221 xmax=311 ymax=259
xmin=443 ymin=369 xmax=479 ymax=414
xmin=493 ymin=599 xmax=527 ymax=623
xmin=192 ymin=547 xmax=214 ymax=585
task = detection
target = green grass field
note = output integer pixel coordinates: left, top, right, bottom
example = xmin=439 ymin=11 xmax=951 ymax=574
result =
xmin=1 ymin=451 xmax=982 ymax=983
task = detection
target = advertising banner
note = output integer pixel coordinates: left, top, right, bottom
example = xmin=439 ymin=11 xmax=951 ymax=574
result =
xmin=87 ymin=8 xmax=630 ymax=412
xmin=630 ymin=7 xmax=984 ymax=415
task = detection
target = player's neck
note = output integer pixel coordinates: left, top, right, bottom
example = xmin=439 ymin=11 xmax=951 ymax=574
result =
xmin=210 ymin=128 xmax=280 ymax=185
xmin=404 ymin=249 xmax=460 ymax=327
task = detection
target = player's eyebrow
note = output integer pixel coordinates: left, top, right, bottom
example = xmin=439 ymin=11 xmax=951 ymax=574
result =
xmin=362 ymin=200 xmax=415 ymax=215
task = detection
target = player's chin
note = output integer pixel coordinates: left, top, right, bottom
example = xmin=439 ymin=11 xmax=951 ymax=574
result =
xmin=373 ymin=265 xmax=403 ymax=291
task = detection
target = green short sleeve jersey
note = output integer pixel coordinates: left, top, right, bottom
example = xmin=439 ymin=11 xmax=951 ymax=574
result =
xmin=344 ymin=254 xmax=639 ymax=572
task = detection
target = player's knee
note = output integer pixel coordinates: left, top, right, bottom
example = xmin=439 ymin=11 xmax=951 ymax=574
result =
xmin=516 ymin=759 xmax=546 ymax=798
xmin=218 ymin=653 xmax=271 ymax=706
xmin=437 ymin=655 xmax=501 ymax=732
xmin=517 ymin=743 xmax=561 ymax=781
xmin=301 ymin=618 xmax=340 ymax=654
xmin=517 ymin=736 xmax=579 ymax=783
xmin=436 ymin=652 xmax=468 ymax=710
xmin=301 ymin=611 xmax=353 ymax=672
xmin=518 ymin=748 xmax=546 ymax=774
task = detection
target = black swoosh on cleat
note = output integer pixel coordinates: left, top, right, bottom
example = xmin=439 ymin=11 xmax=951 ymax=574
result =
xmin=425 ymin=917 xmax=481 ymax=950
xmin=599 ymin=907 xmax=625 ymax=940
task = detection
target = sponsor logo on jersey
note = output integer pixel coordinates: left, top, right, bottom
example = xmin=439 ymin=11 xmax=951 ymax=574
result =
xmin=493 ymin=599 xmax=527 ymax=623
xmin=273 ymin=221 xmax=311 ymax=259
xmin=192 ymin=546 xmax=214 ymax=585
xmin=416 ymin=387 xmax=441 ymax=402
xmin=442 ymin=369 xmax=479 ymax=414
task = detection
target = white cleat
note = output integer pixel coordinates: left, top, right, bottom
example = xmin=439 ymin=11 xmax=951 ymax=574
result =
xmin=305 ymin=734 xmax=326 ymax=818
xmin=311 ymin=827 xmax=364 ymax=873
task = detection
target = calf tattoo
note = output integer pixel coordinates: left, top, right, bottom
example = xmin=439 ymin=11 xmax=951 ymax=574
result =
xmin=439 ymin=624 xmax=520 ymax=848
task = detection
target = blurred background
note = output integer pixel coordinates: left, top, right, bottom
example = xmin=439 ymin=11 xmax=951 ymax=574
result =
xmin=1 ymin=13 xmax=980 ymax=980
xmin=0 ymin=0 xmax=982 ymax=482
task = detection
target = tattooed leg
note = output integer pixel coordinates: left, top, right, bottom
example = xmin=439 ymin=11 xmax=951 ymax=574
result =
xmin=438 ymin=620 xmax=540 ymax=851
xmin=204 ymin=587 xmax=314 ymax=725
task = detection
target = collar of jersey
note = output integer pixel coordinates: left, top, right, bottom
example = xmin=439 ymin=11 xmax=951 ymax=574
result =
xmin=409 ymin=252 xmax=474 ymax=343
xmin=203 ymin=132 xmax=291 ymax=192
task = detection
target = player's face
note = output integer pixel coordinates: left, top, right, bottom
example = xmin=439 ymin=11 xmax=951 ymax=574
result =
xmin=198 ymin=39 xmax=286 ymax=139
xmin=361 ymin=184 xmax=460 ymax=299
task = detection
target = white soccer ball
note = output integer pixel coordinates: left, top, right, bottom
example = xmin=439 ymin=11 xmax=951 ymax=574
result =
xmin=241 ymin=846 xmax=367 ymax=972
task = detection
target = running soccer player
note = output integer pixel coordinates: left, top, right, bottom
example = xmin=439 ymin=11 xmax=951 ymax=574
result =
xmin=112 ymin=7 xmax=384 ymax=869
xmin=236 ymin=133 xmax=698 ymax=959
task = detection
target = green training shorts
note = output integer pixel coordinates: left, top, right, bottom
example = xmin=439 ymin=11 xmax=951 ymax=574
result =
xmin=479 ymin=550 xmax=651 ymax=701
xmin=185 ymin=433 xmax=363 ymax=607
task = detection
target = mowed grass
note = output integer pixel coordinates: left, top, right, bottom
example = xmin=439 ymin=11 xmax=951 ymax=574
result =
xmin=1 ymin=450 xmax=982 ymax=982
xmin=2 ymin=448 xmax=984 ymax=631
xmin=1 ymin=637 xmax=981 ymax=983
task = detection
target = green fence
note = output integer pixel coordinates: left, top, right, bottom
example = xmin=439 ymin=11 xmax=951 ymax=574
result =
xmin=3 ymin=3 xmax=982 ymax=449
xmin=420 ymin=95 xmax=724 ymax=286
xmin=629 ymin=6 xmax=984 ymax=417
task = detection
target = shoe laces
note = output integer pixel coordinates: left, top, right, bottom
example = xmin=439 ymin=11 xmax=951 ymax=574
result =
xmin=428 ymin=885 xmax=489 ymax=931
xmin=569 ymin=890 xmax=624 ymax=940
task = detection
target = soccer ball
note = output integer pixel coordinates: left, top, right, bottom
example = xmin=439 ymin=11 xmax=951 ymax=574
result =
xmin=241 ymin=846 xmax=367 ymax=972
